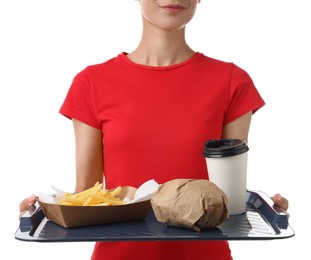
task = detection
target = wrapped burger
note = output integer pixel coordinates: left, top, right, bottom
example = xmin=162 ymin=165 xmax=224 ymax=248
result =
xmin=151 ymin=178 xmax=229 ymax=231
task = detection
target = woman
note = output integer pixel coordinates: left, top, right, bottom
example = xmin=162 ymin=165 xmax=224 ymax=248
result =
xmin=20 ymin=1 xmax=289 ymax=259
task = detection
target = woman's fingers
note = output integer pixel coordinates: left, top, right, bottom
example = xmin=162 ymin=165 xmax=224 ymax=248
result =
xmin=19 ymin=194 xmax=36 ymax=219
xmin=271 ymin=193 xmax=290 ymax=217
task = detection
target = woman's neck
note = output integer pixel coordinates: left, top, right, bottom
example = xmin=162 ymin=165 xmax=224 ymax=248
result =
xmin=127 ymin=25 xmax=195 ymax=67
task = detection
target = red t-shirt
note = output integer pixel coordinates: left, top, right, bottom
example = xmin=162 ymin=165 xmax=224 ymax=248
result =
xmin=60 ymin=52 xmax=265 ymax=259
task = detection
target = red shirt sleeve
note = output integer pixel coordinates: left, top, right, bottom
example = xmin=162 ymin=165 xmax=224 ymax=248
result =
xmin=59 ymin=67 xmax=101 ymax=130
xmin=224 ymin=64 xmax=265 ymax=125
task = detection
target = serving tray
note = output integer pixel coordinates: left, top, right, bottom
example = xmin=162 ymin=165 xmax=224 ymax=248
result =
xmin=15 ymin=190 xmax=295 ymax=242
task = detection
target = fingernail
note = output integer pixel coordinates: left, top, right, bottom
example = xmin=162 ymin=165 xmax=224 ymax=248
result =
xmin=28 ymin=194 xmax=36 ymax=203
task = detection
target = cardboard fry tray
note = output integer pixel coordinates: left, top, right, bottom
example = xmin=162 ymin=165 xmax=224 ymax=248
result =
xmin=15 ymin=190 xmax=295 ymax=242
xmin=37 ymin=186 xmax=151 ymax=228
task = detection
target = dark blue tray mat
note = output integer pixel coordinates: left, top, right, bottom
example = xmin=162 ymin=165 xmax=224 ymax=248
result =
xmin=15 ymin=190 xmax=295 ymax=242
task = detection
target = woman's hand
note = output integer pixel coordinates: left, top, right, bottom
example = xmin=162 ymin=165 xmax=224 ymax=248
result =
xmin=271 ymin=193 xmax=290 ymax=217
xmin=19 ymin=194 xmax=36 ymax=220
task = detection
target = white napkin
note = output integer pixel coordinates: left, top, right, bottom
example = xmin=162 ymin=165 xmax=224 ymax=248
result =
xmin=126 ymin=179 xmax=160 ymax=204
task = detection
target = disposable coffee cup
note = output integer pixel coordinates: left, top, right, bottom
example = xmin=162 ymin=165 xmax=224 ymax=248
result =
xmin=203 ymin=139 xmax=249 ymax=215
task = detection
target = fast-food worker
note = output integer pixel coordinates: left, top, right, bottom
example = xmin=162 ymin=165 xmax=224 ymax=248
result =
xmin=19 ymin=0 xmax=289 ymax=259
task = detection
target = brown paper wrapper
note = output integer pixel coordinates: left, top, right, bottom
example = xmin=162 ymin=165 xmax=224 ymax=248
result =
xmin=151 ymin=179 xmax=229 ymax=231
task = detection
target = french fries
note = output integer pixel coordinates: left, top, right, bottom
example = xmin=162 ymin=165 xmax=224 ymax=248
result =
xmin=57 ymin=182 xmax=124 ymax=206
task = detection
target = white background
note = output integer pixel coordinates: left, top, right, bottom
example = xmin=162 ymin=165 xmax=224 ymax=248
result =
xmin=1 ymin=0 xmax=310 ymax=259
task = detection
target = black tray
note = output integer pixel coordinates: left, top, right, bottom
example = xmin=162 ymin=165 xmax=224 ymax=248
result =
xmin=15 ymin=190 xmax=295 ymax=242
